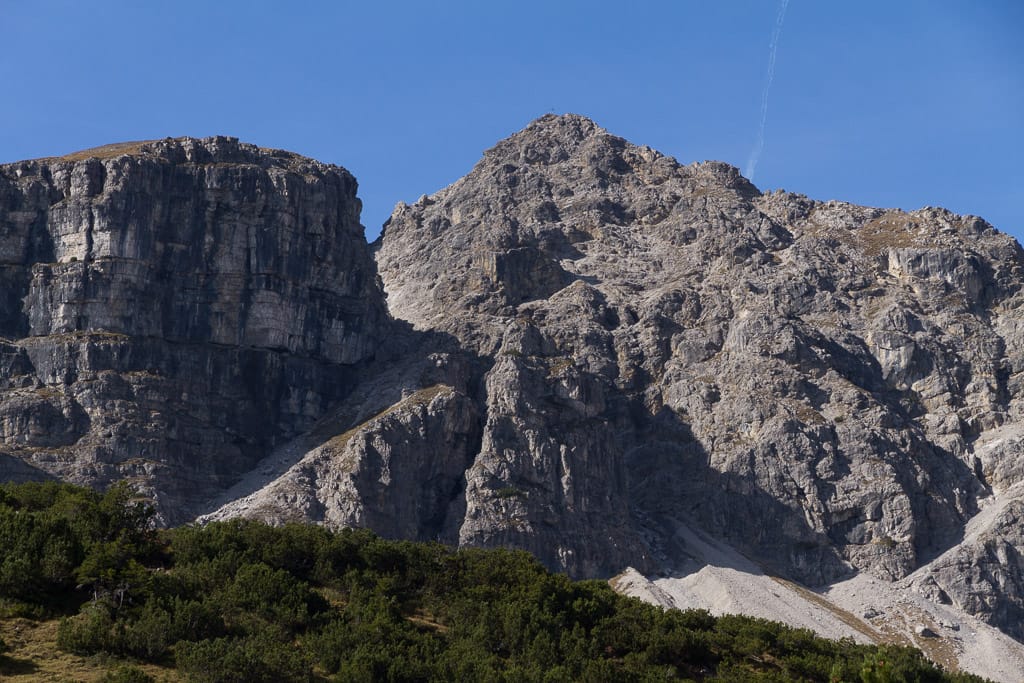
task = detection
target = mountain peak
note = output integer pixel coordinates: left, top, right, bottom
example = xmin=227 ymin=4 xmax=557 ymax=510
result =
xmin=523 ymin=112 xmax=605 ymax=138
xmin=482 ymin=113 xmax=621 ymax=166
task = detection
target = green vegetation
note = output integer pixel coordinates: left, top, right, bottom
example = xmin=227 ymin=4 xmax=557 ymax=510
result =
xmin=0 ymin=481 xmax=989 ymax=681
xmin=495 ymin=486 xmax=527 ymax=499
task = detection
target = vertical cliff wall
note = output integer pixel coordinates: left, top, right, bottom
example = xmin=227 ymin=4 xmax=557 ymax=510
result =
xmin=0 ymin=137 xmax=387 ymax=523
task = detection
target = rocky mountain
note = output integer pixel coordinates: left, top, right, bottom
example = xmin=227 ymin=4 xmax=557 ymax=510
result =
xmin=372 ymin=115 xmax=1024 ymax=641
xmin=3 ymin=116 xmax=1024 ymax=678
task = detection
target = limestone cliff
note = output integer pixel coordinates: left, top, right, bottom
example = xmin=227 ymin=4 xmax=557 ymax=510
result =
xmin=0 ymin=137 xmax=387 ymax=523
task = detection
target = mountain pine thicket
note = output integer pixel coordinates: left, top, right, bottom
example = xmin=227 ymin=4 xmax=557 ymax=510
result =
xmin=0 ymin=481 xmax=988 ymax=682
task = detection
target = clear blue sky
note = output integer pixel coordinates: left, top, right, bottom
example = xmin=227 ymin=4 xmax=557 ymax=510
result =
xmin=2 ymin=1 xmax=1021 ymax=242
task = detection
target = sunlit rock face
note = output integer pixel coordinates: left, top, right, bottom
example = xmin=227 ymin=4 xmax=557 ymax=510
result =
xmin=0 ymin=137 xmax=388 ymax=523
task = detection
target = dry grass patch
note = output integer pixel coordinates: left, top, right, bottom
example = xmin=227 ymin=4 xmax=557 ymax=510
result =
xmin=547 ymin=356 xmax=574 ymax=376
xmin=0 ymin=616 xmax=179 ymax=681
xmin=320 ymin=384 xmax=453 ymax=451
xmin=858 ymin=213 xmax=928 ymax=257
xmin=769 ymin=577 xmax=883 ymax=645
xmin=59 ymin=141 xmax=155 ymax=162
xmin=773 ymin=579 xmax=962 ymax=671
xmin=408 ymin=609 xmax=449 ymax=633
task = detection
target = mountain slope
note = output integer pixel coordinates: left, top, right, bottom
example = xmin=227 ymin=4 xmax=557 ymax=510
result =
xmin=5 ymin=117 xmax=1024 ymax=679
xmin=215 ymin=115 xmax=1024 ymax=654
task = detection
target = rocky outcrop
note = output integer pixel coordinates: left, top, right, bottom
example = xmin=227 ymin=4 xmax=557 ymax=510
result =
xmin=906 ymin=424 xmax=1024 ymax=640
xmin=0 ymin=137 xmax=387 ymax=523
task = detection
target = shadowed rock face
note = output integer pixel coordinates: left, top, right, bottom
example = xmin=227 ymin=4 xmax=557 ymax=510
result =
xmin=0 ymin=137 xmax=388 ymax=523
xmin=7 ymin=117 xmax=1024 ymax=644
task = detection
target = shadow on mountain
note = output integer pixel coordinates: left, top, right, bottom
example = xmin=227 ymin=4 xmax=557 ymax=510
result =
xmin=625 ymin=400 xmax=983 ymax=588
xmin=0 ymin=657 xmax=39 ymax=677
xmin=194 ymin=320 xmax=492 ymax=522
xmin=0 ymin=452 xmax=55 ymax=483
xmin=626 ymin=407 xmax=850 ymax=586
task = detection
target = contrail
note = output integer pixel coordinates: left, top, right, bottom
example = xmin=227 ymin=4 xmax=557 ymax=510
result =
xmin=745 ymin=0 xmax=790 ymax=181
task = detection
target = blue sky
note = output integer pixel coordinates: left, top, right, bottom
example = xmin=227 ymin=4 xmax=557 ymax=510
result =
xmin=2 ymin=1 xmax=1021 ymax=242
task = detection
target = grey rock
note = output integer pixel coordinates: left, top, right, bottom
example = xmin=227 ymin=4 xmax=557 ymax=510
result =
xmin=0 ymin=137 xmax=388 ymax=523
xmin=373 ymin=115 xmax=1011 ymax=584
xmin=371 ymin=114 xmax=1024 ymax=629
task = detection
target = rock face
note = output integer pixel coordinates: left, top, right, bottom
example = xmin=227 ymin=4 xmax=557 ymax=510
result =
xmin=371 ymin=114 xmax=1024 ymax=638
xmin=0 ymin=137 xmax=388 ymax=523
xmin=7 ymin=117 xmax=1024 ymax=654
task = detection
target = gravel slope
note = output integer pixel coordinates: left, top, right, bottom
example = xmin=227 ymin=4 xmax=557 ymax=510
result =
xmin=614 ymin=517 xmax=1024 ymax=682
